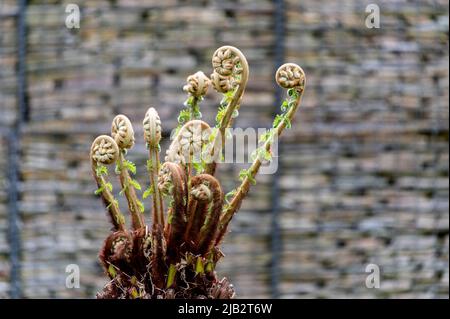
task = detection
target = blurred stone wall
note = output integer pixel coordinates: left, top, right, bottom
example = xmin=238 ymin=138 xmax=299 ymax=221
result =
xmin=0 ymin=0 xmax=448 ymax=298
xmin=0 ymin=0 xmax=18 ymax=297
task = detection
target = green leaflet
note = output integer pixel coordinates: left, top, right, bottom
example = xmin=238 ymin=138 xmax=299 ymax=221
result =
xmin=119 ymin=184 xmax=127 ymax=196
xmin=225 ymin=90 xmax=234 ymax=100
xmin=205 ymin=261 xmax=214 ymax=273
xmin=239 ymin=169 xmax=256 ymax=185
xmin=115 ymin=159 xmax=136 ymax=175
xmin=177 ymin=96 xmax=202 ymax=132
xmin=215 ymin=89 xmax=237 ymax=127
xmin=273 ymin=114 xmax=284 ymax=128
xmin=287 ymin=88 xmax=299 ymax=98
xmin=124 ymin=160 xmax=137 ymax=175
xmin=195 ymin=257 xmax=204 ymax=275
xmin=238 ymin=169 xmax=247 ymax=181
xmin=106 ymin=199 xmax=119 ymax=210
xmin=95 ymin=165 xmax=108 ymax=177
xmin=129 ymin=179 xmax=142 ymax=191
xmin=284 ymin=116 xmax=292 ymax=129
xmin=260 ymin=129 xmax=273 ymax=143
xmin=146 ymin=159 xmax=153 ymax=172
xmin=94 ymin=186 xmax=104 ymax=195
xmin=177 ymin=109 xmax=191 ymax=125
xmin=105 ymin=182 xmax=113 ymax=191
xmin=193 ymin=161 xmax=205 ymax=174
xmin=288 ymin=100 xmax=297 ymax=109
xmin=108 ymin=264 xmax=117 ymax=278
xmin=167 ymin=209 xmax=174 ymax=224
xmin=225 ymin=189 xmax=237 ymax=204
xmin=166 ymin=264 xmax=176 ymax=288
xmin=253 ymin=148 xmax=272 ymax=162
xmin=130 ymin=288 xmax=139 ymax=299
xmin=142 ymin=185 xmax=154 ymax=199
xmin=261 ymin=149 xmax=272 ymax=161
xmin=136 ymin=199 xmax=145 ymax=213
xmin=273 ymin=93 xmax=296 ymax=129
xmin=215 ymin=105 xmax=227 ymax=127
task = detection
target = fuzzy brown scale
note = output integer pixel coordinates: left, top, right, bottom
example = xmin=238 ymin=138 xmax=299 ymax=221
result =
xmin=99 ymin=231 xmax=133 ymax=273
xmin=90 ymin=45 xmax=305 ymax=299
xmin=195 ymin=175 xmax=223 ymax=256
xmin=160 ymin=162 xmax=189 ymax=265
xmin=184 ymin=174 xmax=223 ymax=255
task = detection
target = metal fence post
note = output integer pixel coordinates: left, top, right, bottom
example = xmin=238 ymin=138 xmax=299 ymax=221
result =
xmin=270 ymin=0 xmax=286 ymax=299
xmin=8 ymin=0 xmax=29 ymax=298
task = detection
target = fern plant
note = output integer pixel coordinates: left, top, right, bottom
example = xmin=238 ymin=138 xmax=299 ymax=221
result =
xmin=90 ymin=46 xmax=306 ymax=299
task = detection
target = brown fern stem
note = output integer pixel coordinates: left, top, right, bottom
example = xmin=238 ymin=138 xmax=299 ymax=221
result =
xmin=184 ymin=174 xmax=223 ymax=253
xmin=184 ymin=197 xmax=202 ymax=248
xmin=117 ymin=151 xmax=145 ymax=229
xmin=216 ymin=82 xmax=305 ymax=245
xmin=148 ymin=148 xmax=164 ymax=228
xmin=150 ymin=224 xmax=166 ymax=288
xmin=196 ymin=175 xmax=223 ymax=255
xmin=90 ymin=133 xmax=126 ymax=233
xmin=99 ymin=230 xmax=133 ymax=275
xmin=161 ymin=162 xmax=188 ymax=264
xmin=205 ymin=46 xmax=249 ymax=176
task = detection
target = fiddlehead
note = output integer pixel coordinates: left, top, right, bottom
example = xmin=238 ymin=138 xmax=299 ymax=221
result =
xmin=216 ymin=63 xmax=306 ymax=245
xmin=90 ymin=135 xmax=125 ymax=231
xmin=143 ymin=107 xmax=166 ymax=288
xmin=130 ymin=226 xmax=152 ymax=275
xmin=175 ymin=71 xmax=211 ymax=135
xmin=143 ymin=107 xmax=164 ymax=227
xmin=195 ymin=174 xmax=223 ymax=256
xmin=184 ymin=174 xmax=223 ymax=255
xmin=99 ymin=231 xmax=133 ymax=276
xmin=158 ymin=162 xmax=188 ymax=287
xmin=183 ymin=71 xmax=211 ymax=98
xmin=206 ymin=46 xmax=249 ymax=175
xmin=184 ymin=181 xmax=210 ymax=251
xmin=111 ymin=115 xmax=145 ymax=230
xmin=111 ymin=114 xmax=135 ymax=149
xmin=158 ymin=162 xmax=188 ymax=254
xmin=275 ymin=63 xmax=306 ymax=90
xmin=165 ymin=120 xmax=212 ymax=176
